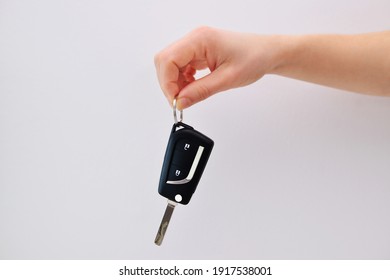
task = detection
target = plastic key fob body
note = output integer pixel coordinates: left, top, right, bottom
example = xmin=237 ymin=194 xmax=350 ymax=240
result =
xmin=158 ymin=122 xmax=214 ymax=205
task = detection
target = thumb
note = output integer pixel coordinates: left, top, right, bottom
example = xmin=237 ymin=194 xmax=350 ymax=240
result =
xmin=177 ymin=66 xmax=233 ymax=110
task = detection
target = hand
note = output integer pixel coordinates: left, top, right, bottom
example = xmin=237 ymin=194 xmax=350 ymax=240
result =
xmin=155 ymin=27 xmax=390 ymax=109
xmin=154 ymin=26 xmax=283 ymax=109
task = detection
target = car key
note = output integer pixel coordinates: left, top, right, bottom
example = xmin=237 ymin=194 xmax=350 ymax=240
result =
xmin=154 ymin=99 xmax=214 ymax=246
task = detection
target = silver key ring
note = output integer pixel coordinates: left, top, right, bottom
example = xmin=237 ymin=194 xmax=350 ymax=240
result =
xmin=173 ymin=98 xmax=183 ymax=124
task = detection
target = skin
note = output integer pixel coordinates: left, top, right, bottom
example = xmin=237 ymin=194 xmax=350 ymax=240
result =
xmin=154 ymin=26 xmax=390 ymax=110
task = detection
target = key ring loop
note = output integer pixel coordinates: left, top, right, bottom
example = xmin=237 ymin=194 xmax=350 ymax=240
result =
xmin=173 ymin=98 xmax=183 ymax=124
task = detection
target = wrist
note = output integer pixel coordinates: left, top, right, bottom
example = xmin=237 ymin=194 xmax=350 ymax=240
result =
xmin=266 ymin=34 xmax=304 ymax=76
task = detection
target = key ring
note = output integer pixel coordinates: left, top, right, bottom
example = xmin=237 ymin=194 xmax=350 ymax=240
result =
xmin=173 ymin=98 xmax=183 ymax=124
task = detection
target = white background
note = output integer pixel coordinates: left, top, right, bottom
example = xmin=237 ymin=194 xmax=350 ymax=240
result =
xmin=1 ymin=260 xmax=390 ymax=280
xmin=0 ymin=0 xmax=389 ymax=259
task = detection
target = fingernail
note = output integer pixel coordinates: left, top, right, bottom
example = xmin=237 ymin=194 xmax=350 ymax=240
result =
xmin=177 ymin=97 xmax=190 ymax=110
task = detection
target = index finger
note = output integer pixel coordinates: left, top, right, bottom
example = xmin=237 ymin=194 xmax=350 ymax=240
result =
xmin=154 ymin=31 xmax=207 ymax=105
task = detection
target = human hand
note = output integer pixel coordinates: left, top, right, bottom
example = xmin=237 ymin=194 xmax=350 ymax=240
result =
xmin=154 ymin=26 xmax=284 ymax=109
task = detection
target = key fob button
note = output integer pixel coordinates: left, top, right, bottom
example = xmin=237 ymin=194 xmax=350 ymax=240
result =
xmin=167 ymin=163 xmax=189 ymax=181
xmin=171 ymin=139 xmax=198 ymax=167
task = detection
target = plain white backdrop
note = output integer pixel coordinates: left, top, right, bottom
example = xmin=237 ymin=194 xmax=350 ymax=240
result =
xmin=0 ymin=0 xmax=389 ymax=259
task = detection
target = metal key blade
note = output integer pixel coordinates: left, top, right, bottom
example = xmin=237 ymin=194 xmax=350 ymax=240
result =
xmin=154 ymin=200 xmax=177 ymax=246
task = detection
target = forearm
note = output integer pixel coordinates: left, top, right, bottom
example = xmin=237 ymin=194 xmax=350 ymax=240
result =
xmin=270 ymin=32 xmax=390 ymax=96
xmin=155 ymin=27 xmax=390 ymax=110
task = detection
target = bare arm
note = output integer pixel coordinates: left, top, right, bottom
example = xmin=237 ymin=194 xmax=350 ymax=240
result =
xmin=274 ymin=31 xmax=390 ymax=96
xmin=154 ymin=27 xmax=390 ymax=109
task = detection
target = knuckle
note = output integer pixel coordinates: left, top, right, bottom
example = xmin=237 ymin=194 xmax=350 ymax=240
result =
xmin=154 ymin=51 xmax=166 ymax=67
xmin=191 ymin=25 xmax=215 ymax=40
xmin=155 ymin=50 xmax=177 ymax=69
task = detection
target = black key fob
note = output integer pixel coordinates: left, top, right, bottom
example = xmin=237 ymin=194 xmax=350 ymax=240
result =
xmin=158 ymin=122 xmax=214 ymax=205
